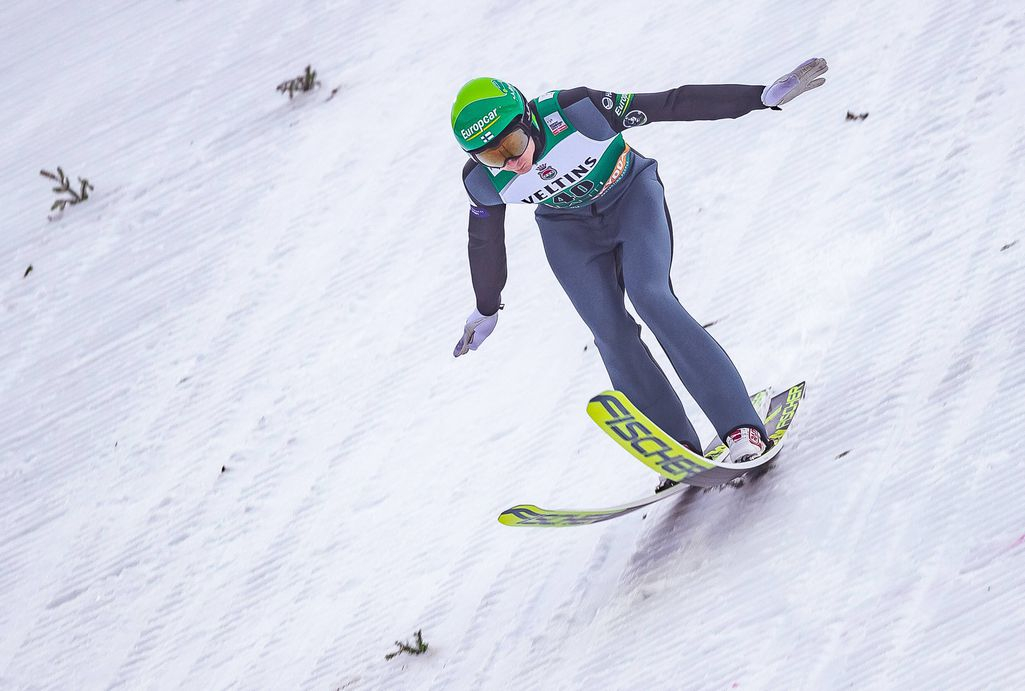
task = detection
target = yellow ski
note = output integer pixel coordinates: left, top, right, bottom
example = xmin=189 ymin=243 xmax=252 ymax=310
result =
xmin=499 ymin=383 xmax=806 ymax=527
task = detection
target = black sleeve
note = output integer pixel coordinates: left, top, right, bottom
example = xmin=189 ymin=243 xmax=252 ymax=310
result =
xmin=462 ymin=160 xmax=507 ymax=316
xmin=559 ymin=84 xmax=769 ymax=133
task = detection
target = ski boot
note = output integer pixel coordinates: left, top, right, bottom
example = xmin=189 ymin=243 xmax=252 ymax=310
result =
xmin=725 ymin=427 xmax=768 ymax=463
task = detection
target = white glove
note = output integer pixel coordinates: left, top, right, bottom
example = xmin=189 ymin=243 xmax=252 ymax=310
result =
xmin=762 ymin=57 xmax=828 ymax=108
xmin=452 ymin=307 xmax=500 ymax=357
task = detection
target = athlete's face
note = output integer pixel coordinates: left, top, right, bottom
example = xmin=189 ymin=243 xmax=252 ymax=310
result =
xmin=502 ymin=135 xmax=535 ymax=175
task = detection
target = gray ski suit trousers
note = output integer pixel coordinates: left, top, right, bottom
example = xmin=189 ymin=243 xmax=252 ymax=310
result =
xmin=534 ymin=156 xmax=765 ymax=449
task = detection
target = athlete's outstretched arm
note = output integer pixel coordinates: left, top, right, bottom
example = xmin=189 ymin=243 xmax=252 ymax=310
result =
xmin=559 ymin=84 xmax=767 ymax=133
xmin=558 ymin=58 xmax=828 ymax=133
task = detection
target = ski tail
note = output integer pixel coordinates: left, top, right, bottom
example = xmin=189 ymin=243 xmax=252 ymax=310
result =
xmin=498 ymin=482 xmax=690 ymax=527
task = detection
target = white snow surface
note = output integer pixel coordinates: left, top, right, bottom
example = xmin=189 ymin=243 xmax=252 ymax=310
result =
xmin=3 ymin=1 xmax=1025 ymax=689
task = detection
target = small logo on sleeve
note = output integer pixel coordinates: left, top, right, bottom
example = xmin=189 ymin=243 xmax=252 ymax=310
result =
xmin=614 ymin=93 xmax=634 ymax=116
xmin=623 ymin=109 xmax=648 ymax=127
xmin=470 ymin=205 xmax=490 ymax=217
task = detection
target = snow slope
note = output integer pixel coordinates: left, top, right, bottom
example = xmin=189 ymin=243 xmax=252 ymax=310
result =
xmin=2 ymin=0 xmax=1024 ymax=688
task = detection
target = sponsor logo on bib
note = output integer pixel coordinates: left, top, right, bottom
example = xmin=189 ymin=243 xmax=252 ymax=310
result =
xmin=520 ymin=156 xmax=598 ymax=204
xmin=544 ymin=112 xmax=567 ymax=135
xmin=536 ymin=163 xmax=557 ymax=180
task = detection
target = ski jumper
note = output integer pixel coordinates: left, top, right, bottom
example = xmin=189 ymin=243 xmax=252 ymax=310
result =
xmin=460 ymin=85 xmax=770 ymax=447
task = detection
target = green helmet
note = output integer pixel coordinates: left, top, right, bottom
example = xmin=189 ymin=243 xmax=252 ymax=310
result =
xmin=450 ymin=78 xmax=527 ymax=152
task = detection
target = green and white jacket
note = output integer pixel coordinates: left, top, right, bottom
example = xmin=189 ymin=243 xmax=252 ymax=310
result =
xmin=461 ymin=84 xmax=769 ymax=315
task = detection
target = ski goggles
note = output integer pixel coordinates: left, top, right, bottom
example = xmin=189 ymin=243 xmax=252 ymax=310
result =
xmin=470 ymin=117 xmax=532 ymax=168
